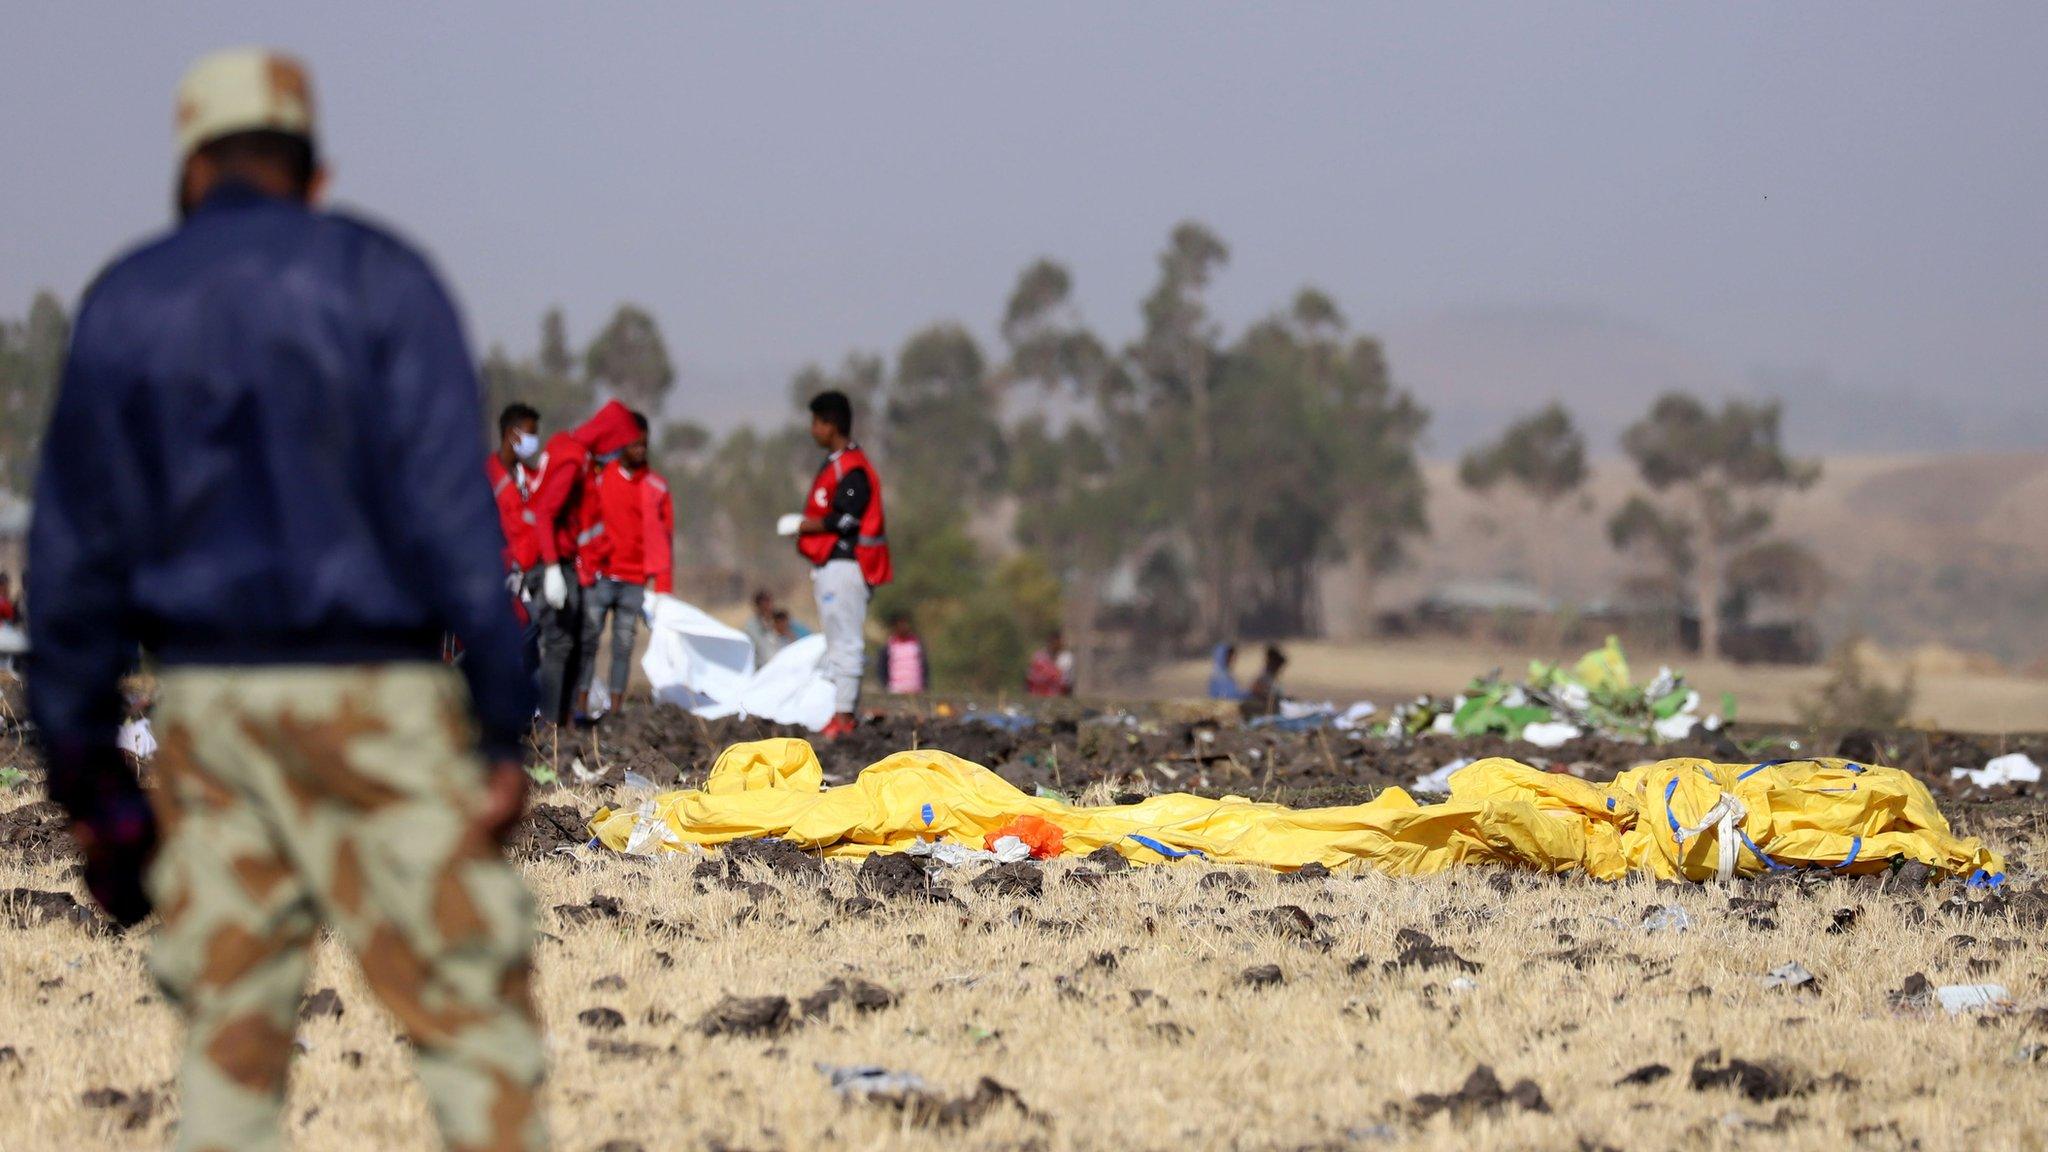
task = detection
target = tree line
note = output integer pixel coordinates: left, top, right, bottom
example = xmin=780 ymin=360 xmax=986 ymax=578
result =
xmin=1 ymin=222 xmax=1820 ymax=685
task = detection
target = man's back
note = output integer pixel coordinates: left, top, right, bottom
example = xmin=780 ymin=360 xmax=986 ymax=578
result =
xmin=30 ymin=182 xmax=529 ymax=759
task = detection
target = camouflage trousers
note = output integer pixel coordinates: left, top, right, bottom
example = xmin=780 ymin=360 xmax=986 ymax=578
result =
xmin=147 ymin=664 xmax=547 ymax=1152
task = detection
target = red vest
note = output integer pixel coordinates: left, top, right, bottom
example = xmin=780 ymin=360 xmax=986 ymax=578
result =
xmin=797 ymin=447 xmax=892 ymax=586
xmin=484 ymin=455 xmax=541 ymax=570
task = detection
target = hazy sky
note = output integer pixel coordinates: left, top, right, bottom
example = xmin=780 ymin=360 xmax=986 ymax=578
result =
xmin=5 ymin=3 xmax=2044 ymax=450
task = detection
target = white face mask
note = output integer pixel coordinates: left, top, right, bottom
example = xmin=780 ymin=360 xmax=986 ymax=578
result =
xmin=512 ymin=431 xmax=542 ymax=462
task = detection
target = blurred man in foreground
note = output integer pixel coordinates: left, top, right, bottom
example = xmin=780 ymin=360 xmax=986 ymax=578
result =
xmin=793 ymin=390 xmax=891 ymax=737
xmin=27 ymin=49 xmax=547 ymax=1151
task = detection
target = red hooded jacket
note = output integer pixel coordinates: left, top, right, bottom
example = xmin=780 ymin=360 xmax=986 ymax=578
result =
xmin=526 ymin=400 xmax=642 ymax=569
xmin=591 ymin=459 xmax=675 ymax=592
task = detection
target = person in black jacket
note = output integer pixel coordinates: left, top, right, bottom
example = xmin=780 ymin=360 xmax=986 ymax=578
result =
xmin=27 ymin=49 xmax=546 ymax=1150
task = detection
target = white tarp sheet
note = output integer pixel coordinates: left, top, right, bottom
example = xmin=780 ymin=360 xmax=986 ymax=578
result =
xmin=640 ymin=595 xmax=835 ymax=732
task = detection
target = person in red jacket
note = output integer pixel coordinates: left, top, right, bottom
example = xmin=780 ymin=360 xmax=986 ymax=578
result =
xmin=578 ymin=411 xmax=673 ymax=711
xmin=793 ymin=389 xmax=891 ymax=738
xmin=524 ymin=398 xmax=641 ymax=723
xmin=486 ymin=402 xmax=544 ymax=666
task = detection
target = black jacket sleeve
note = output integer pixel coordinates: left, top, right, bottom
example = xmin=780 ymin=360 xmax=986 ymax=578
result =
xmin=368 ymin=251 xmax=536 ymax=760
xmin=25 ymin=288 xmax=141 ymax=767
xmin=829 ymin=469 xmax=870 ymax=540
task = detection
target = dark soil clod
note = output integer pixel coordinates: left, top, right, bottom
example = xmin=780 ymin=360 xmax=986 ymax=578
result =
xmin=971 ymin=862 xmax=1043 ymax=899
xmin=799 ymin=977 xmax=899 ymax=1020
xmin=1083 ymin=845 xmax=1130 ymax=873
xmin=1 ymin=888 xmax=112 ymax=935
xmin=1282 ymin=862 xmax=1331 ymax=884
xmin=505 ymin=804 xmax=587 ymax=856
xmin=1616 ymin=1063 xmax=1671 ymax=1087
xmin=576 ymin=1006 xmax=626 ymax=1032
xmin=0 ymin=801 xmax=75 ymax=864
xmin=1889 ymin=972 xmax=1934 ymax=1011
xmin=1404 ymin=1065 xmax=1550 ymax=1122
xmin=719 ymin=837 xmax=826 ymax=879
xmin=857 ymin=853 xmax=951 ymax=902
xmin=1384 ymin=928 xmax=1482 ymax=973
xmin=1238 ymin=964 xmax=1284 ymax=989
xmin=1257 ymin=905 xmax=1318 ymax=941
xmin=1689 ymin=1051 xmax=1800 ymax=1102
xmin=554 ymin=894 xmax=625 ymax=927
xmin=697 ymin=994 xmax=792 ymax=1037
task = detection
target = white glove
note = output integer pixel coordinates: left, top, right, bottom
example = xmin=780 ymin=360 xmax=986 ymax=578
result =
xmin=642 ymin=592 xmax=659 ymax=623
xmin=542 ymin=564 xmax=569 ymax=610
xmin=776 ymin=513 xmax=803 ymax=537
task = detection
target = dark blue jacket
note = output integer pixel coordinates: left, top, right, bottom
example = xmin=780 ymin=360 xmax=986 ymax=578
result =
xmin=27 ymin=183 xmax=533 ymax=762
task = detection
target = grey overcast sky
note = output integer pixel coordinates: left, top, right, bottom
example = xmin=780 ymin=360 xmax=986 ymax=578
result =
xmin=4 ymin=3 xmax=2044 ymax=451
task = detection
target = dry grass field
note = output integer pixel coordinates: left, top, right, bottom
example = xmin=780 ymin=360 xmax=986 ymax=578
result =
xmin=5 ymin=778 xmax=2046 ymax=1152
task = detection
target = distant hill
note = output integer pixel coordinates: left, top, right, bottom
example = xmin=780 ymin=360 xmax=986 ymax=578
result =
xmin=1352 ymin=451 xmax=2048 ymax=667
xmin=1380 ymin=305 xmax=2048 ymax=457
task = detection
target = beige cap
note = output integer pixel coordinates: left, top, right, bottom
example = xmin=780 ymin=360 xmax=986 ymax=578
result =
xmin=175 ymin=48 xmax=316 ymax=159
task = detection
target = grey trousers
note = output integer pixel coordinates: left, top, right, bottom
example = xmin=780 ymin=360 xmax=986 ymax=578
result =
xmin=527 ymin=563 xmax=584 ymax=725
xmin=578 ymin=577 xmax=646 ymax=701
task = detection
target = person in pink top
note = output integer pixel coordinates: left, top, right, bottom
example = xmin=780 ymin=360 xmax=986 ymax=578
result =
xmin=877 ymin=612 xmax=928 ymax=696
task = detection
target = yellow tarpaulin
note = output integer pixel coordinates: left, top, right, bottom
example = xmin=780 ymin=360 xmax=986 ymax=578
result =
xmin=589 ymin=738 xmax=2004 ymax=883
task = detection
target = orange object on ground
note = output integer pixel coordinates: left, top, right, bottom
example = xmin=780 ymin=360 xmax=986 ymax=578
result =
xmin=986 ymin=815 xmax=1065 ymax=859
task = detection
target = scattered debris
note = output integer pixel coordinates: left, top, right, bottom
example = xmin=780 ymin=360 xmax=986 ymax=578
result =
xmin=819 ymin=1064 xmax=1033 ymax=1130
xmin=1761 ymin=962 xmax=1818 ymax=993
xmin=1641 ymin=904 xmax=1693 ymax=933
xmin=298 ymin=987 xmax=344 ymax=1021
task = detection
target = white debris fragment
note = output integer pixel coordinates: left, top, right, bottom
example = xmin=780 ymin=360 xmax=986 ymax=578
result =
xmin=1412 ymin=759 xmax=1471 ymax=794
xmin=117 ymin=719 xmax=156 ymax=760
xmin=1951 ymin=754 xmax=2043 ymax=789
xmin=1641 ymin=904 xmax=1692 ymax=933
xmin=1335 ymin=701 xmax=1379 ymax=730
xmin=819 ymin=1063 xmax=929 ymax=1096
xmin=1520 ymin=721 xmax=1581 ymax=749
xmin=1653 ymin=713 xmax=1700 ymax=742
xmin=1761 ymin=962 xmax=1815 ymax=990
xmin=1936 ymin=984 xmax=2011 ymax=1015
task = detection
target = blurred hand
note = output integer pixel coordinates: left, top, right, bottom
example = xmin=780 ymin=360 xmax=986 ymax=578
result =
xmin=542 ymin=565 xmax=568 ymax=610
xmin=476 ymin=759 xmax=531 ymax=847
xmin=504 ymin=567 xmax=525 ymax=596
